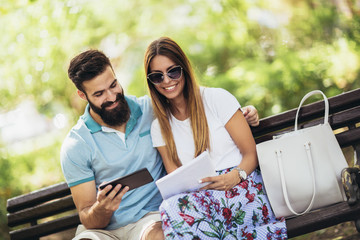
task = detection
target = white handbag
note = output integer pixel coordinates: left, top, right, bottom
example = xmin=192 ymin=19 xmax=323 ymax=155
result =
xmin=256 ymin=90 xmax=348 ymax=218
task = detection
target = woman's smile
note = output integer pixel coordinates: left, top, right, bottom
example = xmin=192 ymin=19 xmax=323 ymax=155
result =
xmin=163 ymin=83 xmax=178 ymax=91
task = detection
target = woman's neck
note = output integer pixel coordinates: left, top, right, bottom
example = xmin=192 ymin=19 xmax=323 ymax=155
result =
xmin=169 ymin=96 xmax=188 ymax=121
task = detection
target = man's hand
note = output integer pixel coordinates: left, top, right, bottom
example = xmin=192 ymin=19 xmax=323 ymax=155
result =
xmin=242 ymin=105 xmax=259 ymax=127
xmin=96 ymin=184 xmax=129 ymax=213
xmin=70 ymin=181 xmax=129 ymax=229
xmin=84 ymin=184 xmax=129 ymax=229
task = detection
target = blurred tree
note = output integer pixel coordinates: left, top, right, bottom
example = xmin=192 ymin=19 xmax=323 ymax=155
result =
xmin=129 ymin=0 xmax=360 ymax=116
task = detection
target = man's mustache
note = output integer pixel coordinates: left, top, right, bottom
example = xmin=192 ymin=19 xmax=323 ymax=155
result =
xmin=101 ymin=94 xmax=122 ymax=109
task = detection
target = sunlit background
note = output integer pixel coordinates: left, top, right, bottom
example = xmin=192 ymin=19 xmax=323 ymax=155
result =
xmin=1 ymin=0 xmax=360 ymax=239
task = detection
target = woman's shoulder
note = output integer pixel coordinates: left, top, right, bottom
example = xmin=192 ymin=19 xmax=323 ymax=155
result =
xmin=201 ymin=86 xmax=233 ymax=96
xmin=201 ymin=86 xmax=236 ymax=103
xmin=150 ymin=118 xmax=166 ymax=146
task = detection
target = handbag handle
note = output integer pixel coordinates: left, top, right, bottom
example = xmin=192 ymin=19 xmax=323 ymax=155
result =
xmin=276 ymin=142 xmax=316 ymax=216
xmin=295 ymin=90 xmax=329 ymax=131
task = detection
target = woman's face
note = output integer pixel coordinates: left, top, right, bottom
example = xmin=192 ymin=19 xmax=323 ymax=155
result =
xmin=149 ymin=55 xmax=185 ymax=102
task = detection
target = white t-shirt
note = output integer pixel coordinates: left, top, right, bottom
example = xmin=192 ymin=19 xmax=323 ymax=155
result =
xmin=151 ymin=87 xmax=243 ymax=170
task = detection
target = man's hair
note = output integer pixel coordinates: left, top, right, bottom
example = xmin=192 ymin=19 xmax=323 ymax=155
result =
xmin=68 ymin=49 xmax=112 ymax=92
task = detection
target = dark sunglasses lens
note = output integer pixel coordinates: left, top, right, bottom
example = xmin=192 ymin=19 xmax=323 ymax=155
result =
xmin=148 ymin=73 xmax=163 ymax=84
xmin=167 ymin=67 xmax=182 ymax=79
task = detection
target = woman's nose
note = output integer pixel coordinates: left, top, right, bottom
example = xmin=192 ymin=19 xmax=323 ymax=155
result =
xmin=162 ymin=74 xmax=172 ymax=84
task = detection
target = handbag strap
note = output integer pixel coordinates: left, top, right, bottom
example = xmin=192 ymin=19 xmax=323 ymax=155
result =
xmin=295 ymin=90 xmax=329 ymax=131
xmin=276 ymin=142 xmax=316 ymax=216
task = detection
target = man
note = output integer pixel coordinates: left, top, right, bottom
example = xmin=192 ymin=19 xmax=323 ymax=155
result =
xmin=60 ymin=49 xmax=259 ymax=240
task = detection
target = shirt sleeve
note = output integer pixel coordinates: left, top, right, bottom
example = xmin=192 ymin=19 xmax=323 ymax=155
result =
xmin=151 ymin=118 xmax=166 ymax=147
xmin=60 ymin=132 xmax=95 ymax=187
xmin=202 ymin=87 xmax=241 ymax=126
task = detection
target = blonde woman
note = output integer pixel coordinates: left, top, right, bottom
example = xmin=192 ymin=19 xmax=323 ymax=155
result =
xmin=144 ymin=37 xmax=287 ymax=239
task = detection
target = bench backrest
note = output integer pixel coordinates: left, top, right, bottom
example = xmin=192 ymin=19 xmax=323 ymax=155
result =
xmin=7 ymin=182 xmax=80 ymax=240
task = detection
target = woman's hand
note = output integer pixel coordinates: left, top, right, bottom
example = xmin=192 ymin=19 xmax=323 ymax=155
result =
xmin=242 ymin=105 xmax=259 ymax=127
xmin=200 ymin=170 xmax=241 ymax=191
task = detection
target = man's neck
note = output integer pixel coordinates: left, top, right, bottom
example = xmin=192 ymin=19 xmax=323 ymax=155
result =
xmin=89 ymin=108 xmax=127 ymax=133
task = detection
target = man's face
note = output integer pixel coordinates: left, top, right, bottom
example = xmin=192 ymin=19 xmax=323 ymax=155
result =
xmin=80 ymin=66 xmax=130 ymax=127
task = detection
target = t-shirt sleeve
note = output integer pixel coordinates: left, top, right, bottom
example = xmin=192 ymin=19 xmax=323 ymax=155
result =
xmin=60 ymin=133 xmax=95 ymax=187
xmin=151 ymin=119 xmax=166 ymax=147
xmin=203 ymin=87 xmax=241 ymax=125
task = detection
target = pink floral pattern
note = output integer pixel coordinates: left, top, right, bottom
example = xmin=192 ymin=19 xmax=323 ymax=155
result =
xmin=160 ymin=169 xmax=287 ymax=239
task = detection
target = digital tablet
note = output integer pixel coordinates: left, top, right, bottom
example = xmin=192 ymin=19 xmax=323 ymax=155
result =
xmin=99 ymin=168 xmax=153 ymax=195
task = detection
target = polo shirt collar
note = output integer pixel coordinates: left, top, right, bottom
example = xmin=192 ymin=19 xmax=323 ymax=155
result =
xmin=81 ymin=96 xmax=142 ymax=136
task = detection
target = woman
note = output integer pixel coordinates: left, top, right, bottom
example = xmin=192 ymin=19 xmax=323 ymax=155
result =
xmin=144 ymin=37 xmax=287 ymax=239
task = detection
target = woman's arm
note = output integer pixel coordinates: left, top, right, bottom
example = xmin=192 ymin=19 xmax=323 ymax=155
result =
xmin=201 ymin=109 xmax=258 ymax=191
xmin=156 ymin=146 xmax=179 ymax=174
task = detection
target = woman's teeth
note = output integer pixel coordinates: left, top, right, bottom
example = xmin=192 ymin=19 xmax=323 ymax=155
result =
xmin=165 ymin=85 xmax=176 ymax=90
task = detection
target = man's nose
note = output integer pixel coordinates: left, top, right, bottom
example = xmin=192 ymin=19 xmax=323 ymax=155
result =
xmin=106 ymin=90 xmax=117 ymax=102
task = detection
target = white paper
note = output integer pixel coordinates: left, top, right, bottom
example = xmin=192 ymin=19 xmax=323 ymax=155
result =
xmin=155 ymin=151 xmax=216 ymax=199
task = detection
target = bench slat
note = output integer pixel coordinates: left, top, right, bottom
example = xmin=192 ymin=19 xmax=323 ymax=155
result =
xmin=330 ymin=106 xmax=360 ymax=129
xmin=8 ymin=195 xmax=76 ymax=227
xmin=7 ymin=182 xmax=70 ymax=213
xmin=9 ymin=213 xmax=80 ymax=240
xmin=299 ymin=106 xmax=360 ymax=130
xmin=287 ymin=201 xmax=360 ymax=238
xmin=252 ymin=88 xmax=360 ymax=137
xmin=255 ymin=121 xmax=360 ymax=147
xmin=336 ymin=127 xmax=360 ymax=148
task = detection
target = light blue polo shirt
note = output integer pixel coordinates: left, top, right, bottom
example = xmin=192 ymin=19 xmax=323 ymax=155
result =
xmin=60 ymin=95 xmax=165 ymax=230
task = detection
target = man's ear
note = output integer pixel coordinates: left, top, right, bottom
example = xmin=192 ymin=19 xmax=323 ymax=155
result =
xmin=77 ymin=90 xmax=87 ymax=101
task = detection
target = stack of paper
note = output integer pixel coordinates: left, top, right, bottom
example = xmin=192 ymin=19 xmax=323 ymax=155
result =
xmin=155 ymin=151 xmax=216 ymax=199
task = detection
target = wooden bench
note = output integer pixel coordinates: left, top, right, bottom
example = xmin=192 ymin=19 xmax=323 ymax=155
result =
xmin=7 ymin=88 xmax=360 ymax=239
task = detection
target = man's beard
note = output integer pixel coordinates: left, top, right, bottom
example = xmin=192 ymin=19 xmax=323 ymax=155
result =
xmin=88 ymin=92 xmax=130 ymax=127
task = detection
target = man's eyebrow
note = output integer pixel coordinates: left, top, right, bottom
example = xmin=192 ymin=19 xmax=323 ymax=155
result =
xmin=92 ymin=89 xmax=104 ymax=96
xmin=110 ymin=79 xmax=117 ymax=86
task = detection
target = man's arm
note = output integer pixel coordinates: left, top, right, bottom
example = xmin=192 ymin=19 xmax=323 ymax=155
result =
xmin=70 ymin=180 xmax=129 ymax=229
xmin=242 ymin=105 xmax=259 ymax=127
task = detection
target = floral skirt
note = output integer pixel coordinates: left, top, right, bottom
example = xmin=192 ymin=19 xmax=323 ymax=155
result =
xmin=160 ymin=168 xmax=287 ymax=240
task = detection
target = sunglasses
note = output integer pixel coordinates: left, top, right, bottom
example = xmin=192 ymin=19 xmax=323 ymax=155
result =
xmin=147 ymin=65 xmax=183 ymax=85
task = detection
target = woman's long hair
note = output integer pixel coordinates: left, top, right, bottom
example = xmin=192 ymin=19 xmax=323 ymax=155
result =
xmin=144 ymin=37 xmax=210 ymax=167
